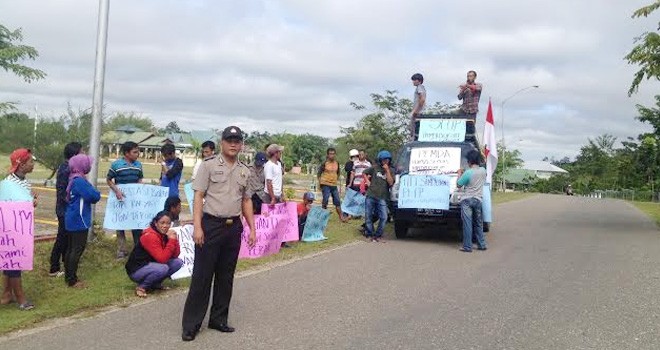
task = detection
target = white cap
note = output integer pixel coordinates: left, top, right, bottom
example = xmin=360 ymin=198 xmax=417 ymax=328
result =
xmin=349 ymin=149 xmax=359 ymax=157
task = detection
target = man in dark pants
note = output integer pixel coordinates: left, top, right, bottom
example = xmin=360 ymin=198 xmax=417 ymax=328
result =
xmin=181 ymin=126 xmax=256 ymax=342
xmin=49 ymin=142 xmax=82 ymax=277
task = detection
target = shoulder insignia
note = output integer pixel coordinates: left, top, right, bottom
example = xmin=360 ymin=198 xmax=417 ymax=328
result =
xmin=203 ymin=155 xmax=216 ymax=162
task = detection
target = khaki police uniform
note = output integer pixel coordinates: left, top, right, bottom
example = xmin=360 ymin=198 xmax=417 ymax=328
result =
xmin=182 ymin=154 xmax=250 ymax=332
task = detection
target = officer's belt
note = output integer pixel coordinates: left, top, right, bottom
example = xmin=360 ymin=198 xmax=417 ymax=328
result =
xmin=203 ymin=213 xmax=240 ymax=226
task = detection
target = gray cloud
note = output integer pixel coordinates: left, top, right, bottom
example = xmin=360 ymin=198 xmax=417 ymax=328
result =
xmin=0 ymin=0 xmax=658 ymax=162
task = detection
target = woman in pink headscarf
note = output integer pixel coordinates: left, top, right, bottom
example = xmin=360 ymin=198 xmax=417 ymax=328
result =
xmin=64 ymin=154 xmax=101 ymax=288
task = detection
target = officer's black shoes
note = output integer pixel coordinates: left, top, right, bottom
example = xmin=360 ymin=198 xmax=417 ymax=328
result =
xmin=182 ymin=329 xmax=198 ymax=341
xmin=209 ymin=323 xmax=235 ymax=333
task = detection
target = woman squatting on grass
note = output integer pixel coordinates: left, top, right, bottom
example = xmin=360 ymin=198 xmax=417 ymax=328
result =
xmin=125 ymin=211 xmax=183 ymax=298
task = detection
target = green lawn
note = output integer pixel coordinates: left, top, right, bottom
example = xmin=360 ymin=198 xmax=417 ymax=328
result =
xmin=632 ymin=201 xmax=660 ymax=227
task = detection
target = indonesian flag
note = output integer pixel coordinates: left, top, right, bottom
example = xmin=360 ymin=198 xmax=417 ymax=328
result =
xmin=483 ymin=99 xmax=498 ymax=185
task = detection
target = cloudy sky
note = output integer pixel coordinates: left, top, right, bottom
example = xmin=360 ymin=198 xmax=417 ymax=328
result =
xmin=1 ymin=0 xmax=658 ymax=161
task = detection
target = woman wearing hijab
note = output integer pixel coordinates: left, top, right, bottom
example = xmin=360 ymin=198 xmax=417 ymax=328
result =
xmin=64 ymin=154 xmax=101 ymax=288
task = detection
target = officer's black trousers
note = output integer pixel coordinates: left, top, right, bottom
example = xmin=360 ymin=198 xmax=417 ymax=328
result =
xmin=182 ymin=214 xmax=242 ymax=331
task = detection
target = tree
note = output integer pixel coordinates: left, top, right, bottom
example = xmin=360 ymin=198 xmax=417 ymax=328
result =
xmin=494 ymin=140 xmax=523 ymax=180
xmin=636 ymin=95 xmax=660 ymax=137
xmin=625 ymin=1 xmax=660 ymax=95
xmin=337 ymin=91 xmax=412 ymax=163
xmin=0 ymin=112 xmax=33 ymax=153
xmin=164 ymin=121 xmax=182 ymax=134
xmin=103 ymin=112 xmax=155 ymax=133
xmin=288 ymin=134 xmax=330 ymax=165
xmin=0 ymin=24 xmax=46 ymax=112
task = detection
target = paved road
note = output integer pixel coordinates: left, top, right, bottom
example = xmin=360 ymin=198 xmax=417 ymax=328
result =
xmin=2 ymin=195 xmax=659 ymax=349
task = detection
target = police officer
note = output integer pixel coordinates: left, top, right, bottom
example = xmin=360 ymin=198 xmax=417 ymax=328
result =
xmin=181 ymin=126 xmax=256 ymax=341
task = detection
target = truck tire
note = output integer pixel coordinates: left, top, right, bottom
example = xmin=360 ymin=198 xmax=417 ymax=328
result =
xmin=394 ymin=221 xmax=410 ymax=239
xmin=483 ymin=222 xmax=490 ymax=233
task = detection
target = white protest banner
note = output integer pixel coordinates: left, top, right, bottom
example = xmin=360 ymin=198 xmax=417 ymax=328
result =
xmin=171 ymin=224 xmax=194 ymax=280
xmin=301 ymin=206 xmax=330 ymax=242
xmin=103 ymin=184 xmax=170 ymax=230
xmin=409 ymin=147 xmax=461 ymax=175
xmin=397 ymin=175 xmax=451 ymax=210
xmin=418 ymin=119 xmax=467 ymax=142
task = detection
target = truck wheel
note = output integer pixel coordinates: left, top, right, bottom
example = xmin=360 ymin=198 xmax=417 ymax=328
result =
xmin=483 ymin=222 xmax=490 ymax=233
xmin=394 ymin=221 xmax=410 ymax=239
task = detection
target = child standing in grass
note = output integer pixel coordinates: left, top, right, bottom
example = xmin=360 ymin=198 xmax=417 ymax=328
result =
xmin=0 ymin=148 xmax=37 ymax=310
xmin=64 ymin=154 xmax=101 ymax=288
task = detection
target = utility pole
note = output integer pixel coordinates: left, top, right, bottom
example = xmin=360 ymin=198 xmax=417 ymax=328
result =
xmin=88 ymin=0 xmax=110 ymax=241
xmin=500 ymin=85 xmax=539 ymax=192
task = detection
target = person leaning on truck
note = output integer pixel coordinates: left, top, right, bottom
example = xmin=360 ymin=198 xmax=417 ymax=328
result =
xmin=456 ymin=149 xmax=487 ymax=252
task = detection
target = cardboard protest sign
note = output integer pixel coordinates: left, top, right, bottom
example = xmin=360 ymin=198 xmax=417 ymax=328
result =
xmin=239 ymin=202 xmax=300 ymax=259
xmin=0 ymin=180 xmax=33 ymax=202
xmin=418 ymin=119 xmax=467 ymax=142
xmin=301 ymin=206 xmax=330 ymax=242
xmin=171 ymin=224 xmax=194 ymax=280
xmin=0 ymin=201 xmax=34 ymax=270
xmin=259 ymin=202 xmax=299 ymax=242
xmin=482 ymin=184 xmax=492 ymax=223
xmin=409 ymin=147 xmax=461 ymax=175
xmin=397 ymin=175 xmax=451 ymax=210
xmin=103 ymin=184 xmax=169 ymax=230
xmin=341 ymin=188 xmax=366 ymax=217
xmin=183 ymin=182 xmax=194 ymax=214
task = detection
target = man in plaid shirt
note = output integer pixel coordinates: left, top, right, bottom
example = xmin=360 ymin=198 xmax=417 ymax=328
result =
xmin=458 ymin=70 xmax=482 ymax=135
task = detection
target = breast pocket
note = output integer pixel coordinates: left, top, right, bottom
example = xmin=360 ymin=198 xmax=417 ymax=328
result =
xmin=210 ymin=172 xmax=228 ymax=184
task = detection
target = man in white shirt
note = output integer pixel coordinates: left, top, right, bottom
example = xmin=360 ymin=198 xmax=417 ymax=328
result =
xmin=264 ymin=144 xmax=284 ymax=206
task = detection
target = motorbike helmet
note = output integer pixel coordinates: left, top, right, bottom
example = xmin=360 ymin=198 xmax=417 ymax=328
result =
xmin=377 ymin=150 xmax=392 ymax=162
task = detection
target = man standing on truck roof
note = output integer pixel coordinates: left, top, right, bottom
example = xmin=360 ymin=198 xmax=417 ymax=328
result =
xmin=456 ymin=149 xmax=487 ymax=252
xmin=410 ymin=73 xmax=427 ymax=140
xmin=458 ymin=70 xmax=482 ymax=136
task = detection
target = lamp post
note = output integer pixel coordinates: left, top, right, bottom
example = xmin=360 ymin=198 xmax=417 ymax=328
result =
xmin=500 ymin=85 xmax=538 ymax=191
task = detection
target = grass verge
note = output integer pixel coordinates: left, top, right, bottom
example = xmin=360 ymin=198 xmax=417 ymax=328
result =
xmin=632 ymin=201 xmax=660 ymax=227
xmin=1 ymin=191 xmax=532 ymax=335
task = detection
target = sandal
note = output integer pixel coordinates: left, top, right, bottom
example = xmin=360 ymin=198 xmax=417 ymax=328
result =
xmin=135 ymin=287 xmax=148 ymax=298
xmin=18 ymin=301 xmax=35 ymax=311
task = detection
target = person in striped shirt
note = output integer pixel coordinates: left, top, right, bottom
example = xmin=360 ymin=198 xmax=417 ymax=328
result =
xmin=107 ymin=141 xmax=144 ymax=259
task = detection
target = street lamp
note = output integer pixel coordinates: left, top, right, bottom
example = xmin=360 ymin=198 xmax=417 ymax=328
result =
xmin=501 ymin=85 xmax=539 ymax=191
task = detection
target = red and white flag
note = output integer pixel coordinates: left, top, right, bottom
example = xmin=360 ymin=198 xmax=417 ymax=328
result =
xmin=483 ymin=99 xmax=498 ymax=185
